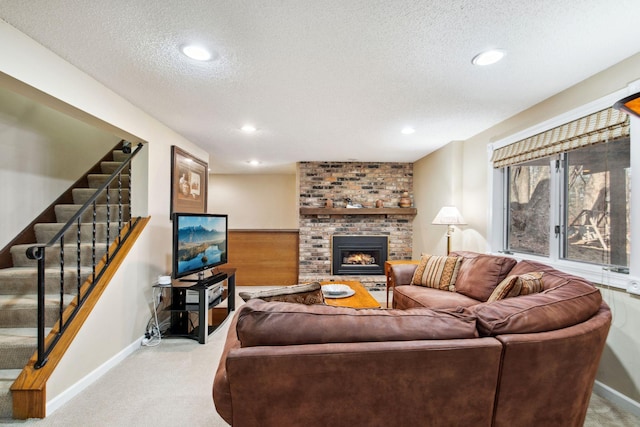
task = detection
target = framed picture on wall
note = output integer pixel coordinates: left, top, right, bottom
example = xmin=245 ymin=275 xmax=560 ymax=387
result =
xmin=170 ymin=146 xmax=208 ymax=215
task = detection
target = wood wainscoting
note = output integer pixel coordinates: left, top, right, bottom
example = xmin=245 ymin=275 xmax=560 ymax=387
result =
xmin=227 ymin=229 xmax=299 ymax=286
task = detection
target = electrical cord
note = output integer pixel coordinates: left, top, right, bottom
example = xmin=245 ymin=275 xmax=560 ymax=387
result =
xmin=142 ymin=287 xmax=163 ymax=347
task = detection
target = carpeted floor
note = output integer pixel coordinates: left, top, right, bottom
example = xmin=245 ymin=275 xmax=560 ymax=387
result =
xmin=1 ymin=287 xmax=638 ymax=426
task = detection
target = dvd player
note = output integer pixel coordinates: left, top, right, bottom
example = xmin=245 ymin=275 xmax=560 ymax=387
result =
xmin=186 ymin=283 xmax=223 ymax=305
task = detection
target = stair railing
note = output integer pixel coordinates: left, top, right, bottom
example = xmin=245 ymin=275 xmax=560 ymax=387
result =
xmin=26 ymin=142 xmax=144 ymax=369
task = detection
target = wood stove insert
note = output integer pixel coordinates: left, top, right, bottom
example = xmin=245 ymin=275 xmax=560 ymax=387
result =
xmin=331 ymin=235 xmax=388 ymax=275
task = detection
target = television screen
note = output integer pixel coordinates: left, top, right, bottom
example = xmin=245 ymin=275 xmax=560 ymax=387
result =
xmin=172 ymin=213 xmax=228 ymax=279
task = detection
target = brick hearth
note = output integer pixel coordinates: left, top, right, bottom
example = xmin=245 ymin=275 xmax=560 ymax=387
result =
xmin=298 ymin=161 xmax=414 ymax=290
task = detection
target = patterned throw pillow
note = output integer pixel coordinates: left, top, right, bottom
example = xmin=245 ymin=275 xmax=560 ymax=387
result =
xmin=518 ymin=272 xmax=544 ymax=295
xmin=487 ymin=272 xmax=544 ymax=302
xmin=487 ymin=275 xmax=522 ymax=302
xmin=410 ymin=254 xmax=462 ymax=291
xmin=239 ymin=282 xmax=325 ymax=305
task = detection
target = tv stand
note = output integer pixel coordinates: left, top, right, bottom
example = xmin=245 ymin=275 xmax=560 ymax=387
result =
xmin=179 ymin=270 xmax=228 ymax=285
xmin=163 ymin=267 xmax=236 ymax=344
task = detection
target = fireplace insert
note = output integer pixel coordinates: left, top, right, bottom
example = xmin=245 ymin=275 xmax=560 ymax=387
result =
xmin=331 ymin=235 xmax=388 ymax=275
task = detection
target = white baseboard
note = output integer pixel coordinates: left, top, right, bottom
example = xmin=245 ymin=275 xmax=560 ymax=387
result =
xmin=593 ymin=380 xmax=640 ymax=418
xmin=46 ymin=336 xmax=143 ymax=416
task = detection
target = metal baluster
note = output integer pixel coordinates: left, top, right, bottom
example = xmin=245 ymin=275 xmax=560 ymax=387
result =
xmin=106 ymin=184 xmax=111 ymax=264
xmin=91 ymin=200 xmax=97 ymax=296
xmin=127 ymin=152 xmax=131 ymax=225
xmin=59 ymin=235 xmax=64 ymax=337
xmin=32 ymin=247 xmax=47 ymax=368
xmin=77 ymin=217 xmax=82 ymax=297
xmin=117 ymin=171 xmax=123 ymax=243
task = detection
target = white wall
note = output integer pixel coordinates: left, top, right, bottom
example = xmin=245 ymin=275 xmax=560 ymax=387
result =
xmin=208 ymin=173 xmax=298 ymax=229
xmin=413 ymin=52 xmax=640 ymax=411
xmin=0 ymin=86 xmax=120 ymax=248
xmin=0 ymin=21 xmax=208 ymax=411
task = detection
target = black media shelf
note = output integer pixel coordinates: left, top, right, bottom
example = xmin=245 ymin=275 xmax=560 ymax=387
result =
xmin=160 ymin=268 xmax=236 ymax=344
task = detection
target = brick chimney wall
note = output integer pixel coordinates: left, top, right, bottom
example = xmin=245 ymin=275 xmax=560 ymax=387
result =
xmin=298 ymin=162 xmax=414 ymax=288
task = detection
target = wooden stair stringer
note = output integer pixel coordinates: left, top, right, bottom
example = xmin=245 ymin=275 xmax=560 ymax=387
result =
xmin=10 ymin=217 xmax=150 ymax=420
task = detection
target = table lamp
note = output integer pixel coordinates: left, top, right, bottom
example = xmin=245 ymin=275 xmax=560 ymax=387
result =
xmin=432 ymin=206 xmax=466 ymax=255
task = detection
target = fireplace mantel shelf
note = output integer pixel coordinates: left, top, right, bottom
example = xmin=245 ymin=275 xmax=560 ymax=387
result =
xmin=300 ymin=207 xmax=417 ymax=216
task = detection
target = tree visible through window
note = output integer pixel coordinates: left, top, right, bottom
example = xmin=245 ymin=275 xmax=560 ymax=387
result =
xmin=507 ymin=159 xmax=550 ymax=256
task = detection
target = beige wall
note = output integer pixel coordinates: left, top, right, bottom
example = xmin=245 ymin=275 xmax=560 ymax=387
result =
xmin=0 ymin=86 xmax=120 ymax=248
xmin=598 ymin=287 xmax=640 ymax=404
xmin=413 ymin=141 xmax=464 ymax=257
xmin=414 ymin=52 xmax=640 ymax=410
xmin=0 ymin=21 xmax=208 ymax=410
xmin=208 ymin=173 xmax=297 ymax=229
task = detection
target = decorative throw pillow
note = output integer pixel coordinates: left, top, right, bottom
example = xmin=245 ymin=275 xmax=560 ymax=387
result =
xmin=410 ymin=254 xmax=462 ymax=291
xmin=487 ymin=275 xmax=522 ymax=302
xmin=518 ymin=272 xmax=544 ymax=295
xmin=487 ymin=272 xmax=544 ymax=302
xmin=239 ymin=282 xmax=325 ymax=305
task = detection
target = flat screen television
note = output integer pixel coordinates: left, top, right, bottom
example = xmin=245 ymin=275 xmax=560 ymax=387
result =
xmin=172 ymin=212 xmax=228 ymax=280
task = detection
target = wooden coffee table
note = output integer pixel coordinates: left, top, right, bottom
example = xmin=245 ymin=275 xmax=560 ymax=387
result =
xmin=320 ymin=281 xmax=381 ymax=309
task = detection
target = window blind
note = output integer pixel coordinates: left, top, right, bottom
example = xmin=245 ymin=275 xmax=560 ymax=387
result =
xmin=491 ymin=107 xmax=630 ymax=168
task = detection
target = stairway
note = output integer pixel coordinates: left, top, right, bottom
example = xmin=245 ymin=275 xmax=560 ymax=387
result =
xmin=0 ymin=149 xmax=131 ymax=419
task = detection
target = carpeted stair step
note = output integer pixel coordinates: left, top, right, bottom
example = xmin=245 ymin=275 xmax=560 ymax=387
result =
xmin=0 ymin=329 xmax=40 ymax=369
xmin=34 ymin=222 xmax=124 ymax=244
xmin=55 ymin=204 xmax=130 ymax=223
xmin=112 ymin=150 xmax=131 ymax=163
xmin=10 ymin=243 xmax=108 ymax=268
xmin=0 ymin=368 xmax=22 ymax=419
xmin=72 ymin=188 xmax=130 ymax=205
xmin=0 ymin=294 xmax=76 ymax=329
xmin=87 ymin=173 xmax=130 ymax=189
xmin=0 ymin=267 xmax=90 ymax=295
xmin=100 ymin=161 xmax=129 ymax=175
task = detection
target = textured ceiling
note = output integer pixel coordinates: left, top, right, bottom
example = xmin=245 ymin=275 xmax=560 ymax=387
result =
xmin=1 ymin=1 xmax=639 ymax=173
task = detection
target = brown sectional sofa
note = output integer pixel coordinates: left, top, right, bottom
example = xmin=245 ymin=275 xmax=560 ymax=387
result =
xmin=213 ymin=251 xmax=611 ymax=427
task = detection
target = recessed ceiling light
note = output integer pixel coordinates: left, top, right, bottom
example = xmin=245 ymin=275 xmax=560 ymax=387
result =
xmin=181 ymin=44 xmax=213 ymax=61
xmin=241 ymin=124 xmax=257 ymax=133
xmin=471 ymin=49 xmax=506 ymax=66
xmin=401 ymin=127 xmax=415 ymax=135
xmin=248 ymin=160 xmax=261 ymax=166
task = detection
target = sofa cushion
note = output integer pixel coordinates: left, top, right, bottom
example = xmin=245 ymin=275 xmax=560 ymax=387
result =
xmin=487 ymin=272 xmax=544 ymax=302
xmin=450 ymin=252 xmax=517 ymax=302
xmin=236 ymin=299 xmax=478 ymax=347
xmin=471 ymin=279 xmax=602 ymax=336
xmin=393 ymin=285 xmax=480 ymax=310
xmin=238 ymin=282 xmax=325 ymax=305
xmin=410 ymin=254 xmax=462 ymax=291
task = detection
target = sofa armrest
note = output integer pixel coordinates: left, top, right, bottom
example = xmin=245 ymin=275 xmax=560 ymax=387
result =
xmin=212 ymin=313 xmax=241 ymax=424
xmin=389 ymin=262 xmax=419 ymax=287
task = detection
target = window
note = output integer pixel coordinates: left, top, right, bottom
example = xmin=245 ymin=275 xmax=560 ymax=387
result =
xmin=564 ymin=138 xmax=631 ymax=267
xmin=493 ymin=106 xmax=631 ymax=272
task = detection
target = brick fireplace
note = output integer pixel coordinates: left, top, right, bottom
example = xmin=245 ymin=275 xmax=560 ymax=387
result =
xmin=298 ymin=161 xmax=415 ymax=289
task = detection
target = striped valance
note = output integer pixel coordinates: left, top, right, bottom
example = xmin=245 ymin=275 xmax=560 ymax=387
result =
xmin=491 ymin=107 xmax=630 ymax=168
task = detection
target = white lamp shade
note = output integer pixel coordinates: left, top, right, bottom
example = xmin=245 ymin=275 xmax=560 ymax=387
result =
xmin=432 ymin=206 xmax=466 ymax=225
